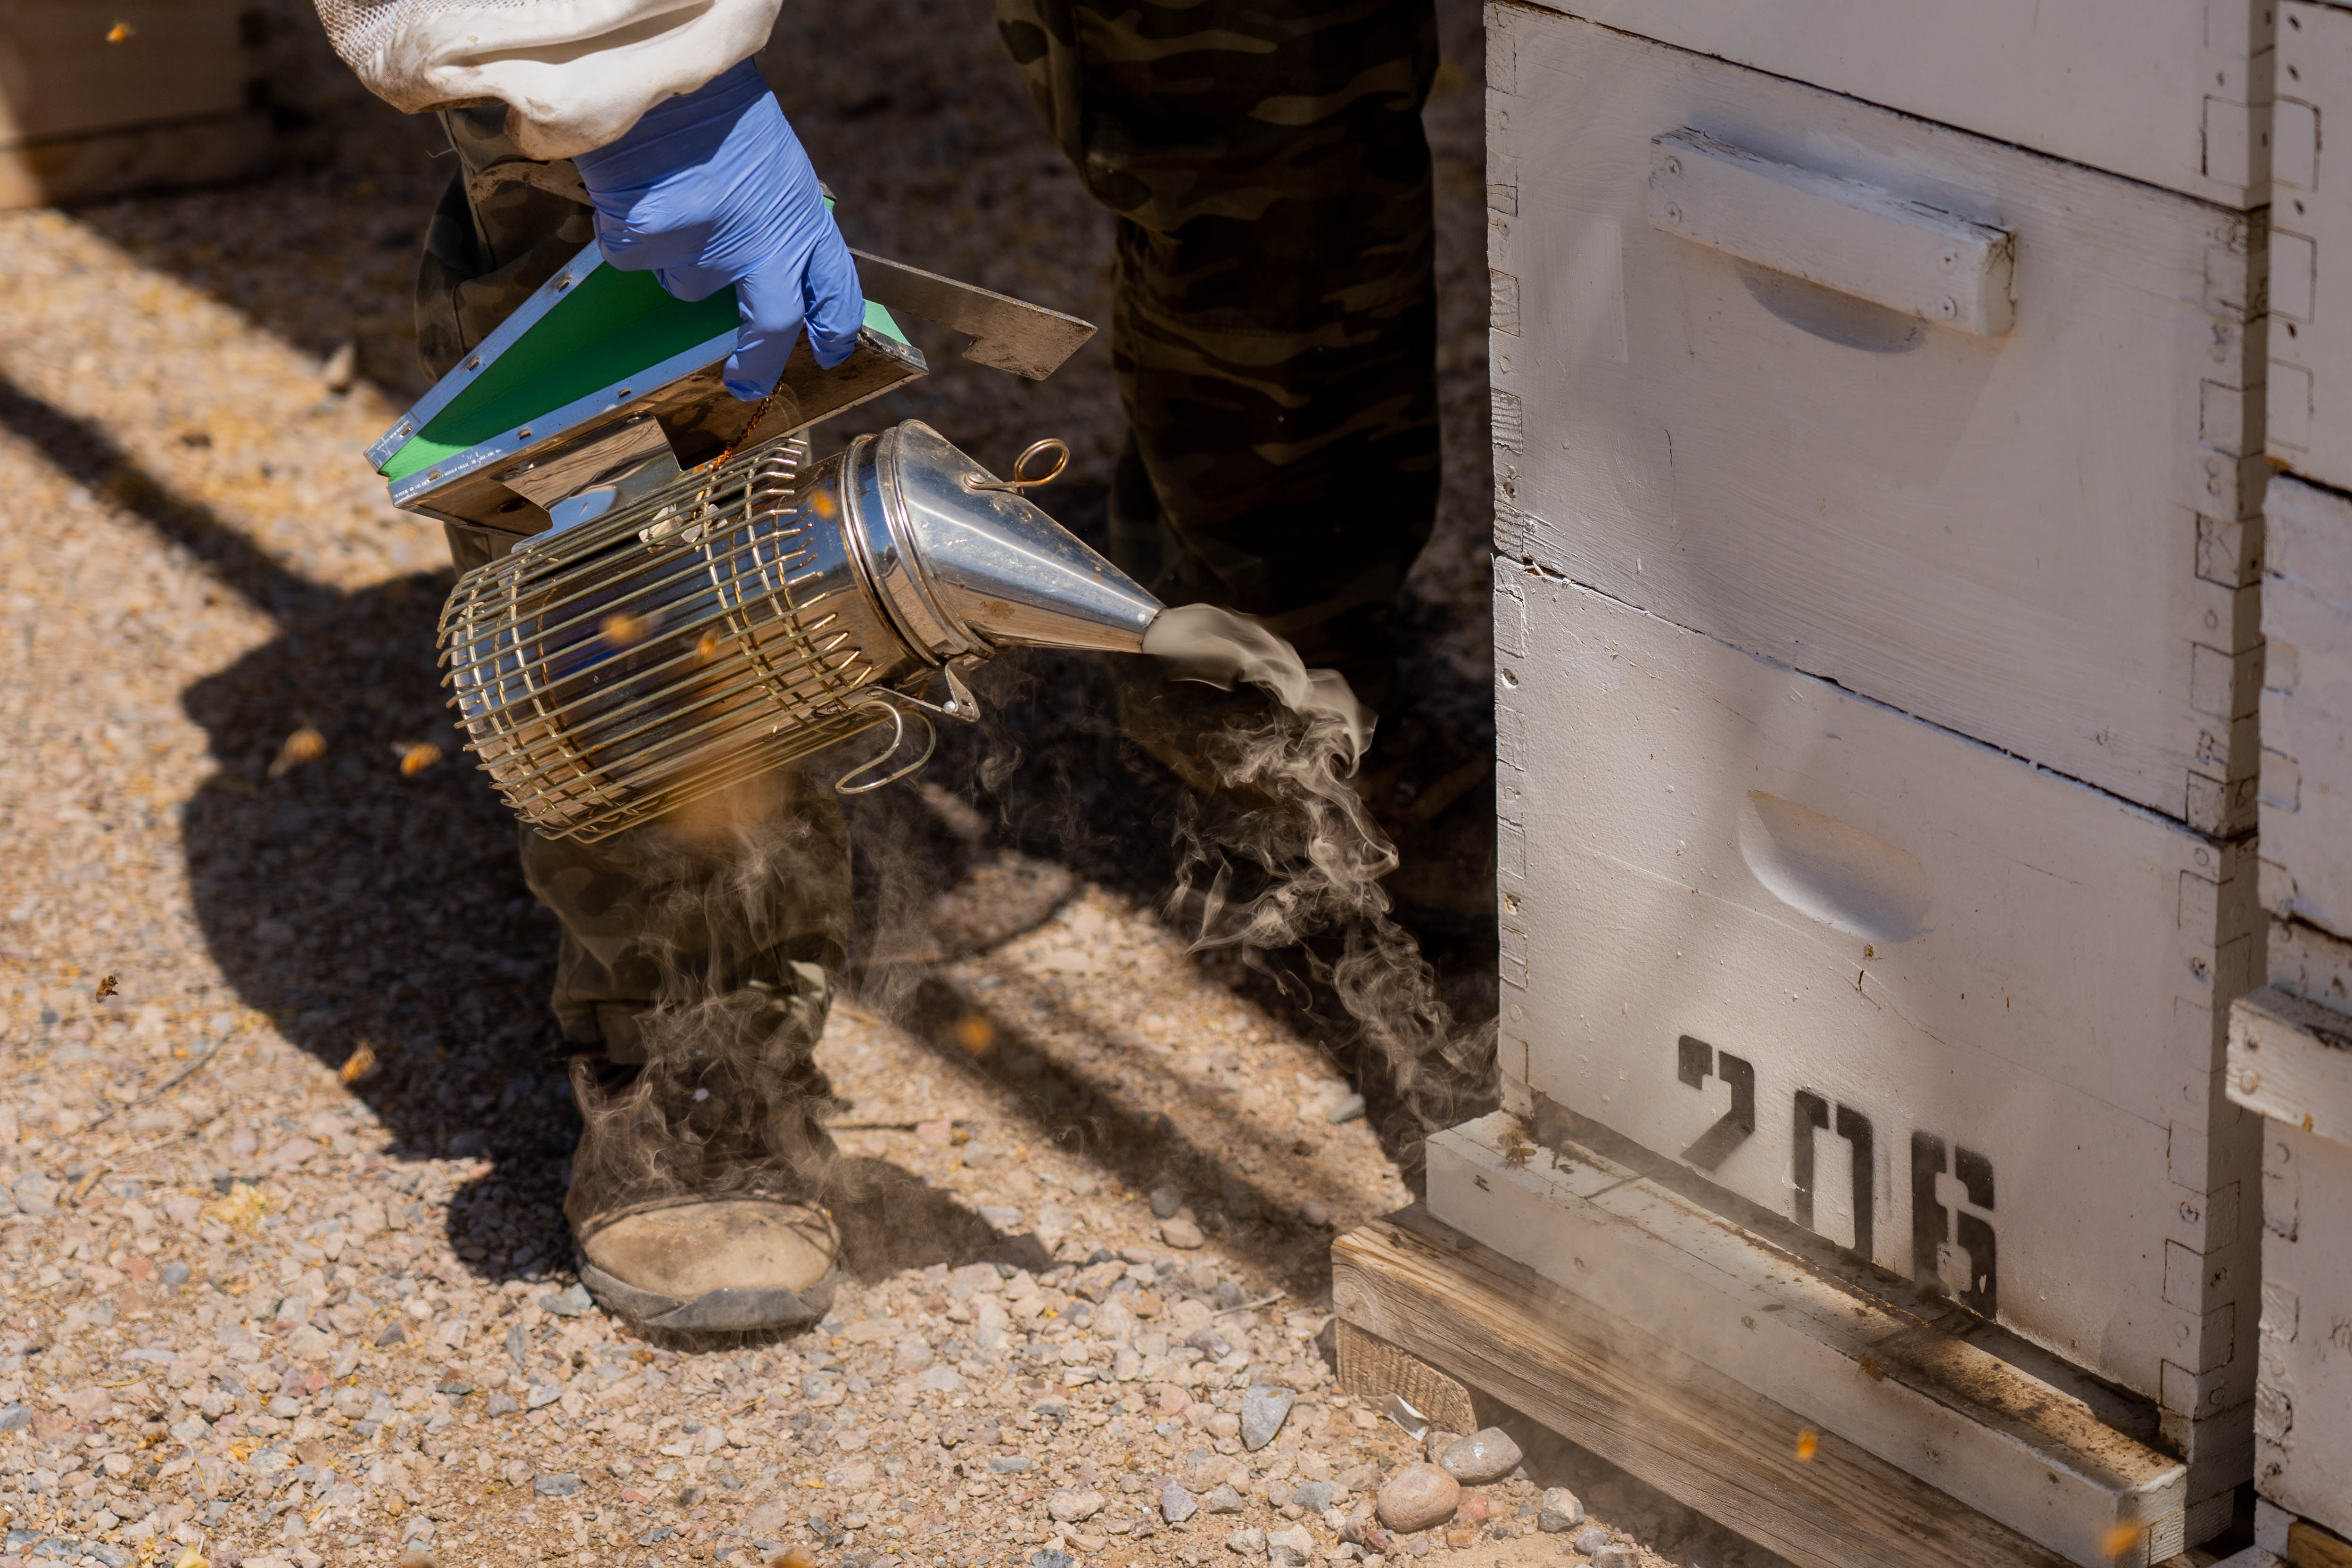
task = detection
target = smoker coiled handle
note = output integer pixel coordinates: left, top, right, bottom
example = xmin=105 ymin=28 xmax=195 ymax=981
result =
xmin=834 ymin=699 xmax=939 ymax=795
xmin=962 ymin=437 xmax=1068 ymax=494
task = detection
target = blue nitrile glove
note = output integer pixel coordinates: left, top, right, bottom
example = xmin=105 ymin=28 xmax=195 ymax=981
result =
xmin=573 ymin=58 xmax=864 ymax=401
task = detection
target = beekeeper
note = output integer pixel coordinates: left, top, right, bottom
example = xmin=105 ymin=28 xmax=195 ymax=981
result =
xmin=313 ymin=0 xmax=1441 ymax=1332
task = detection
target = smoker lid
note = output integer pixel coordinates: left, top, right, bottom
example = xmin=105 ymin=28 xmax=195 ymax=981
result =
xmin=366 ymin=201 xmax=1097 ymax=542
xmin=365 ymin=243 xmax=928 ymax=537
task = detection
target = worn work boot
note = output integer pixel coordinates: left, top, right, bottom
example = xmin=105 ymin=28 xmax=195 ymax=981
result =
xmin=564 ymin=1056 xmax=841 ymax=1333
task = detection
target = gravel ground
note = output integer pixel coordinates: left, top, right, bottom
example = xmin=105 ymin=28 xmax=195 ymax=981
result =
xmin=0 ymin=4 xmax=1779 ymax=1568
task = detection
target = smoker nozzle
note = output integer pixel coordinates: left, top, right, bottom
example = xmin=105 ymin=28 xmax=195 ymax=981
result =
xmin=833 ymin=420 xmax=1161 ymax=664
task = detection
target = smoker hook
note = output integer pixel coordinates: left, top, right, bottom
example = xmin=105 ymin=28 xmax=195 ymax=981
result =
xmin=962 ymin=437 xmax=1068 ymax=494
xmin=834 ymin=698 xmax=939 ymax=794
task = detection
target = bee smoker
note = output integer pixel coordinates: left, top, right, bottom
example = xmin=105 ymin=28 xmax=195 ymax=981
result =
xmin=434 ymin=421 xmax=1160 ymax=840
xmin=364 ymin=230 xmax=1157 ymax=839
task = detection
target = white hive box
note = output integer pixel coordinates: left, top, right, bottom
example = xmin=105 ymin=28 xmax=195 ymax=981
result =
xmin=1494 ymin=0 xmax=2269 ymax=208
xmin=1444 ymin=569 xmax=2260 ymax=1550
xmin=2261 ymin=473 xmax=2352 ymax=939
xmin=1486 ymin=5 xmax=2266 ymax=834
xmin=0 ymin=0 xmax=271 ymax=211
xmin=2228 ymin=988 xmax=2352 ymax=1542
xmin=2269 ymin=0 xmax=2352 ymax=489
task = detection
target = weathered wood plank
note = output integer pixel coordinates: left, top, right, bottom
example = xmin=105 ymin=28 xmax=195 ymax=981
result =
xmin=1333 ymin=1321 xmax=1477 ymax=1436
xmin=2291 ymin=1520 xmax=2352 ymax=1568
xmin=1333 ymin=1207 xmax=2078 ymax=1568
xmin=2229 ymin=985 xmax=2352 ymax=1141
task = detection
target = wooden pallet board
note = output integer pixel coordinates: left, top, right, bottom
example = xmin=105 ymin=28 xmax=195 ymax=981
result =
xmin=1333 ymin=1205 xmax=2083 ymax=1568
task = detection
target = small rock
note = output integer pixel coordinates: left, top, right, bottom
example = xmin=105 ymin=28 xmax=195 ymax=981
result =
xmin=1338 ymin=1502 xmax=1392 ymax=1547
xmin=374 ymin=1322 xmax=407 ymax=1348
xmin=1294 ymin=1480 xmax=1334 ymax=1513
xmin=1438 ymin=1428 xmax=1523 ymax=1485
xmin=395 ymin=1548 xmax=435 ymax=1568
xmin=486 ymin=1393 xmax=519 ymax=1417
xmin=1149 ymin=1187 xmax=1185 ymax=1219
xmin=320 ymin=340 xmax=359 ymax=394
xmin=533 ymin=1473 xmax=583 ymax=1497
xmin=1047 ymin=1490 xmax=1106 ymax=1524
xmin=160 ymin=1261 xmax=191 ymax=1285
xmin=1326 ymin=1094 xmax=1366 ymax=1124
xmin=0 ymin=1404 xmax=26 ymax=1433
xmin=1570 ymin=1527 xmax=1610 ymax=1554
xmin=1422 ymin=1430 xmax=1461 ymax=1463
xmin=1160 ymin=1481 xmax=1198 ymax=1523
xmin=974 ymin=1297 xmax=1011 ymax=1350
xmin=1267 ymin=1525 xmax=1316 ymax=1567
xmin=1031 ymin=1552 xmax=1075 ymax=1568
xmin=1457 ymin=1491 xmax=1489 ymax=1526
xmin=1592 ymin=1549 xmax=1639 ymax=1568
xmin=1207 ymin=1413 xmax=1242 ymax=1440
xmin=526 ymin=1381 xmax=564 ymax=1410
xmin=1226 ymin=1528 xmax=1267 ymax=1558
xmin=1161 ymin=1216 xmax=1205 ymax=1249
xmin=1240 ymin=1385 xmax=1296 ymax=1451
xmin=1538 ymin=1488 xmax=1585 ymax=1533
xmin=1206 ymin=1484 xmax=1246 ymax=1514
xmin=540 ymin=1284 xmax=594 ymax=1317
xmin=1300 ymin=1199 xmax=1332 ymax=1227
xmin=1376 ymin=1463 xmax=1460 ymax=1534
xmin=987 ymin=1455 xmax=1032 ymax=1474
xmin=10 ymin=1173 xmax=58 ymax=1216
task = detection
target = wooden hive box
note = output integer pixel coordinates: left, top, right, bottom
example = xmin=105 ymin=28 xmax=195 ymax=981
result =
xmin=1437 ymin=564 xmax=2261 ymax=1560
xmin=0 ymin=0 xmax=271 ymax=210
xmin=1493 ymin=0 xmax=2270 ymax=208
xmin=1487 ymin=5 xmax=2266 ymax=835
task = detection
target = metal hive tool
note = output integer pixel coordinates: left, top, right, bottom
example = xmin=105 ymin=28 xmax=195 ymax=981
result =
xmin=439 ymin=420 xmax=1164 ymax=842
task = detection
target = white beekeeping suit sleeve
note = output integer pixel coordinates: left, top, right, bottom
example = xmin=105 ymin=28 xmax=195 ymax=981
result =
xmin=313 ymin=0 xmax=783 ymax=160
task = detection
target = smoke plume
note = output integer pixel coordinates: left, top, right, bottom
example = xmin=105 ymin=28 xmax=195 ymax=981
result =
xmin=1143 ymin=605 xmax=1496 ymax=1161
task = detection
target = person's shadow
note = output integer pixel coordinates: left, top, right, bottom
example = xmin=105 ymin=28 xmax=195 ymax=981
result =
xmin=4 ymin=370 xmax=1041 ymax=1296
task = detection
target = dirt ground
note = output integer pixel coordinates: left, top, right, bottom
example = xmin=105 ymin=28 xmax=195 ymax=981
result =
xmin=0 ymin=5 xmax=1787 ymax=1568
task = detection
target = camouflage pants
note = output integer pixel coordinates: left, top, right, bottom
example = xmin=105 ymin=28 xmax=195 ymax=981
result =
xmin=420 ymin=0 xmax=1438 ymax=1061
xmin=421 ymin=107 xmax=849 ymax=1081
xmin=997 ymin=0 xmax=1441 ymax=682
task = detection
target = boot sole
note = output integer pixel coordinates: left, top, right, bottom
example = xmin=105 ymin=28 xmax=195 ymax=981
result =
xmin=575 ymin=1252 xmax=839 ymax=1334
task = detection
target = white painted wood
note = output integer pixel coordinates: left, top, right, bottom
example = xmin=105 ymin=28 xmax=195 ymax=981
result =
xmin=1491 ymin=0 xmax=2270 ymax=208
xmin=2269 ymin=915 xmax=2352 ymax=1019
xmin=1647 ymin=131 xmax=2014 ymax=336
xmin=1489 ymin=570 xmax=2261 ymax=1438
xmin=2247 ymin=1119 xmax=2352 ymax=1540
xmin=0 ymin=0 xmax=272 ymax=210
xmin=2261 ymin=473 xmax=2352 ymax=941
xmin=1424 ymin=1114 xmax=2193 ymax=1568
xmin=0 ymin=1 xmax=259 ymax=145
xmin=2229 ymin=986 xmax=2352 ymax=1147
xmin=2206 ymin=1551 xmax=2284 ymax=1568
xmin=2270 ymin=3 xmax=2352 ymax=489
xmin=1488 ymin=8 xmax=2266 ymax=832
